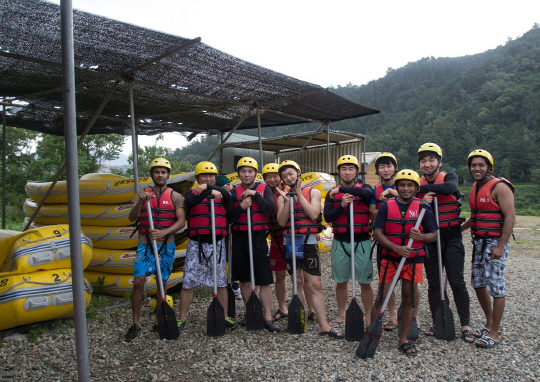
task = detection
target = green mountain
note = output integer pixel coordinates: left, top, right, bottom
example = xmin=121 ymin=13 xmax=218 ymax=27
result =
xmin=174 ymin=26 xmax=540 ymax=183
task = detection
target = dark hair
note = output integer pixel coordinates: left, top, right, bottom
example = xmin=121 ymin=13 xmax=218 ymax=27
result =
xmin=375 ymin=157 xmax=396 ymax=168
xmin=469 ymin=155 xmax=491 ymax=168
xmin=418 ymin=152 xmax=440 ymax=161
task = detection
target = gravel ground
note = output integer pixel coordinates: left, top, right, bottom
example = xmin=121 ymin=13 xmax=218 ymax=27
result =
xmin=1 ymin=216 xmax=540 ymax=382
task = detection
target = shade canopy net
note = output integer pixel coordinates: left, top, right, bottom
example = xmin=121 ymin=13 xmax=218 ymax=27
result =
xmin=0 ymin=0 xmax=379 ymax=137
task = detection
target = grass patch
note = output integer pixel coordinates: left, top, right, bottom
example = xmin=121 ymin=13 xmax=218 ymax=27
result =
xmin=86 ymin=295 xmax=115 ymax=320
xmin=21 ymin=318 xmax=75 ymax=342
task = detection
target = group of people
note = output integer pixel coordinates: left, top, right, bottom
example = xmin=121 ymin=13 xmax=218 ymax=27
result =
xmin=123 ymin=143 xmax=515 ymax=357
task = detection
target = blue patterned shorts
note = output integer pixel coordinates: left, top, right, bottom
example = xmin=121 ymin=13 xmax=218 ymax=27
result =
xmin=133 ymin=242 xmax=175 ymax=281
xmin=471 ymin=237 xmax=509 ymax=297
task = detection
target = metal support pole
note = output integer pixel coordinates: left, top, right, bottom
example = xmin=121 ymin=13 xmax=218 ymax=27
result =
xmin=219 ymin=132 xmax=224 ymax=174
xmin=326 ymin=123 xmax=330 ymax=174
xmin=129 ymin=81 xmax=139 ymax=190
xmin=257 ymin=106 xmax=263 ymax=168
xmin=2 ymin=104 xmax=6 ymax=229
xmin=60 ymin=1 xmax=89 ymax=380
xmin=363 ymin=137 xmax=367 ymax=182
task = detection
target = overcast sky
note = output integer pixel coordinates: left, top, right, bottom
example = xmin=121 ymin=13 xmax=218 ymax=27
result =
xmin=53 ymin=0 xmax=540 ymax=153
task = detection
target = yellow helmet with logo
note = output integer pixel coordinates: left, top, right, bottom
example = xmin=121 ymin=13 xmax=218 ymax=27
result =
xmin=394 ymin=169 xmax=421 ymax=188
xmin=278 ymin=160 xmax=301 ymax=175
xmin=337 ymin=155 xmax=359 ymax=170
xmin=149 ymin=158 xmax=171 ymax=173
xmin=262 ymin=163 xmax=280 ymax=177
xmin=151 ymin=295 xmax=173 ymax=311
xmin=375 ymin=152 xmax=398 ymax=174
xmin=236 ymin=157 xmax=258 ymax=172
xmin=418 ymin=143 xmax=443 ymax=160
xmin=467 ymin=149 xmax=494 ymax=173
xmin=195 ymin=161 xmax=218 ymax=176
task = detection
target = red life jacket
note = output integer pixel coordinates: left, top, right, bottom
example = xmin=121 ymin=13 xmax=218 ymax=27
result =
xmin=268 ymin=183 xmax=290 ymax=235
xmin=374 ymin=183 xmax=395 ymax=209
xmin=332 ymin=184 xmax=370 ymax=234
xmin=381 ymin=198 xmax=425 ymax=259
xmin=469 ymin=177 xmax=514 ymax=238
xmin=232 ymin=183 xmax=269 ymax=231
xmin=187 ymin=195 xmax=228 ymax=238
xmin=138 ymin=187 xmax=176 ymax=234
xmin=282 ymin=187 xmax=322 ymax=236
xmin=417 ymin=171 xmax=461 ymax=229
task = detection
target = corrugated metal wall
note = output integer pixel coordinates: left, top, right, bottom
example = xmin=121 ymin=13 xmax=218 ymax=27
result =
xmin=221 ymin=147 xmax=274 ymax=174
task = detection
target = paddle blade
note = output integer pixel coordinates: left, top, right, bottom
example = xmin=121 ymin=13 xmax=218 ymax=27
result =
xmin=356 ymin=316 xmax=382 ymax=359
xmin=157 ymin=301 xmax=179 ymax=340
xmin=245 ymin=291 xmax=265 ymax=331
xmin=397 ymin=303 xmax=403 ymax=335
xmin=345 ymin=298 xmax=364 ymax=342
xmin=434 ymin=301 xmax=456 ymax=341
xmin=287 ymin=295 xmax=306 ymax=334
xmin=227 ymin=284 xmax=236 ymax=319
xmin=207 ymin=297 xmax=226 ymax=337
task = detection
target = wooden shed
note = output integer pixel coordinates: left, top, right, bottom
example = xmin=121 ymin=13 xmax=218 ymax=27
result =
xmin=363 ymin=152 xmax=382 ymax=187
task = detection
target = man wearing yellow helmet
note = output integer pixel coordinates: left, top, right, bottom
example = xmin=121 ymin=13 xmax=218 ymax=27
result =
xmin=461 ymin=150 xmax=515 ymax=348
xmin=125 ymin=158 xmax=186 ymax=342
xmin=276 ymin=160 xmax=342 ymax=338
xmin=324 ymin=155 xmax=374 ymax=328
xmin=178 ymin=161 xmax=237 ymax=331
xmin=226 ymin=157 xmax=280 ymax=332
xmin=417 ymin=143 xmax=472 ymax=342
xmin=262 ymin=162 xmax=290 ymax=322
xmin=372 ymin=169 xmax=438 ymax=355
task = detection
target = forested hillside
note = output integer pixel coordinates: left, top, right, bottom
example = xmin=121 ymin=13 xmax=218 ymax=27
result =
xmin=174 ymin=25 xmax=540 ymax=183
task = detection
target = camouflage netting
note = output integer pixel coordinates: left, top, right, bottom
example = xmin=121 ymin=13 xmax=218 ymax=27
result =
xmin=0 ymin=0 xmax=379 ymax=137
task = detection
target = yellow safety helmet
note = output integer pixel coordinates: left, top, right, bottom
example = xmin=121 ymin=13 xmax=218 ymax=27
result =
xmin=236 ymin=157 xmax=258 ymax=172
xmin=394 ymin=169 xmax=421 ymax=188
xmin=262 ymin=163 xmax=280 ymax=177
xmin=467 ymin=149 xmax=494 ymax=173
xmin=195 ymin=161 xmax=218 ymax=176
xmin=337 ymin=155 xmax=359 ymax=170
xmin=375 ymin=152 xmax=398 ymax=174
xmin=418 ymin=143 xmax=443 ymax=160
xmin=151 ymin=295 xmax=173 ymax=311
xmin=278 ymin=160 xmax=301 ymax=175
xmin=149 ymin=158 xmax=171 ymax=173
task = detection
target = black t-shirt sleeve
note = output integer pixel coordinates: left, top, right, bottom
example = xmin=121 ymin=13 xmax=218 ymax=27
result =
xmin=419 ymin=172 xmax=459 ymax=195
xmin=253 ymin=185 xmax=274 ymax=215
xmin=373 ymin=202 xmax=388 ymax=229
xmin=323 ymin=191 xmax=343 ymax=223
xmin=339 ymin=184 xmax=373 ymax=205
xmin=420 ymin=207 xmax=439 ymax=233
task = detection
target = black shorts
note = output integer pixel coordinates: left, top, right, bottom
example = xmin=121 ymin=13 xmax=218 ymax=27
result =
xmin=231 ymin=231 xmax=273 ymax=286
xmin=286 ymin=244 xmax=321 ymax=276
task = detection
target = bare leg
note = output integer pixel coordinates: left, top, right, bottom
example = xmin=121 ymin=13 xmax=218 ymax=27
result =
xmin=240 ymin=281 xmax=252 ymax=306
xmin=399 ymin=280 xmax=417 ymax=354
xmin=179 ymin=287 xmax=193 ymax=322
xmin=303 ymin=270 xmax=314 ymax=315
xmin=305 ymin=273 xmax=333 ymax=333
xmin=387 ymin=290 xmax=397 ymax=323
xmin=217 ymin=287 xmax=228 ymax=318
xmin=333 ymin=281 xmax=348 ymax=325
xmin=371 ymin=282 xmax=392 ymax=323
xmin=131 ymin=275 xmax=147 ymax=325
xmin=475 ymin=287 xmax=504 ymax=342
xmin=259 ymin=284 xmax=274 ymax=322
xmin=359 ymin=283 xmax=374 ymax=326
xmin=274 ymin=270 xmax=288 ymax=315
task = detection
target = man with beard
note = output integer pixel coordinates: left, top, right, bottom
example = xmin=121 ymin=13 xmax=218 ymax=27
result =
xmin=227 ymin=157 xmax=280 ymax=332
xmin=125 ymin=158 xmax=186 ymax=342
xmin=461 ymin=150 xmax=515 ymax=348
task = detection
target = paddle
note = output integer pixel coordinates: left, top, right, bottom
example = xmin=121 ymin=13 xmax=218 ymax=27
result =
xmin=345 ymin=201 xmax=364 ymax=342
xmin=356 ymin=206 xmax=427 ymax=358
xmin=146 ymin=200 xmax=179 ymax=340
xmin=287 ymin=192 xmax=306 ymax=334
xmin=226 ymin=224 xmax=236 ymax=319
xmin=207 ymin=196 xmax=226 ymax=337
xmin=433 ymin=196 xmax=455 ymax=341
xmin=397 ymin=302 xmax=419 ymax=341
xmin=245 ymin=206 xmax=265 ymax=330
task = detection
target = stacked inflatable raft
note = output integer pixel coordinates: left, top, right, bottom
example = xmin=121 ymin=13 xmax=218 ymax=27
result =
xmin=24 ymin=173 xmax=194 ymax=297
xmin=0 ymin=225 xmax=93 ymax=331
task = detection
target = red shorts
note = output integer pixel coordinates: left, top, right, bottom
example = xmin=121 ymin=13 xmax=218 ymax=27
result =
xmin=379 ymin=259 xmax=423 ymax=284
xmin=269 ymin=235 xmax=286 ymax=272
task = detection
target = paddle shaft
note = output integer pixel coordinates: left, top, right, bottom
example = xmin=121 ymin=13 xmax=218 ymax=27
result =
xmin=288 ymin=193 xmax=298 ymax=295
xmin=434 ymin=197 xmax=445 ymax=300
xmin=246 ymin=206 xmax=256 ymax=291
xmin=146 ymin=200 xmax=167 ymax=302
xmin=349 ymin=202 xmax=356 ymax=299
xmin=209 ymin=197 xmax=218 ymax=297
xmin=377 ymin=208 xmax=427 ymax=316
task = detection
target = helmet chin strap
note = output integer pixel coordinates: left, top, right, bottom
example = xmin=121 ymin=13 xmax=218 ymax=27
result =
xmin=469 ymin=168 xmax=490 ymax=181
xmin=382 ymin=175 xmax=394 ymax=182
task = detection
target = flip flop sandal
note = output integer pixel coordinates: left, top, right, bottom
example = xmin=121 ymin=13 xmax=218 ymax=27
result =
xmin=329 ymin=320 xmax=344 ymax=327
xmin=318 ymin=327 xmax=344 ymax=339
xmin=461 ymin=329 xmax=475 ymax=343
xmin=308 ymin=312 xmax=318 ymax=322
xmin=383 ymin=321 xmax=397 ymax=331
xmin=398 ymin=342 xmax=418 ymax=356
xmin=424 ymin=325 xmax=435 ymax=336
xmin=473 ymin=327 xmax=489 ymax=338
xmin=475 ymin=335 xmax=501 ymax=348
xmin=272 ymin=309 xmax=288 ymax=322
